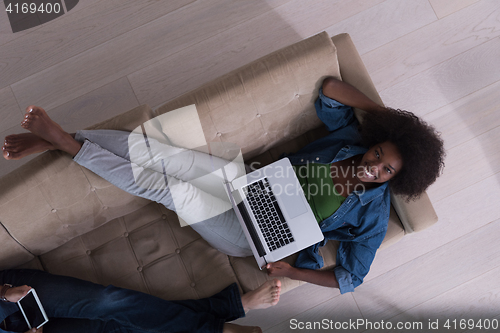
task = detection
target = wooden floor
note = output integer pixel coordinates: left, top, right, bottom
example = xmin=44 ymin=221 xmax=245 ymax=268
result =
xmin=1 ymin=0 xmax=499 ymax=331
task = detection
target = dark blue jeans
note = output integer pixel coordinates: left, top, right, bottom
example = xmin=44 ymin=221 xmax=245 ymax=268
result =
xmin=0 ymin=270 xmax=245 ymax=333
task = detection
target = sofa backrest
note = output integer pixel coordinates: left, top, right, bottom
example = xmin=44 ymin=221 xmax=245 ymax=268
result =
xmin=155 ymin=32 xmax=341 ymax=160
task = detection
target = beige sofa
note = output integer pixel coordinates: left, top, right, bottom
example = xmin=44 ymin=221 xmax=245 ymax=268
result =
xmin=0 ymin=32 xmax=437 ymax=300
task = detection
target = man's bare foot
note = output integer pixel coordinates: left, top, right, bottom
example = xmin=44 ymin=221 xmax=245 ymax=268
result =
xmin=20 ymin=106 xmax=81 ymax=156
xmin=3 ymin=133 xmax=55 ymax=160
xmin=223 ymin=323 xmax=262 ymax=333
xmin=241 ymin=279 xmax=281 ymax=313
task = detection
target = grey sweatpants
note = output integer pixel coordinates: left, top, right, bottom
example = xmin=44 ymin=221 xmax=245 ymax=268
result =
xmin=73 ymin=130 xmax=252 ymax=257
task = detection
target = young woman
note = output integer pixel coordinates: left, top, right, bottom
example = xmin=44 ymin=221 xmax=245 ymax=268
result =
xmin=0 ymin=269 xmax=281 ymax=333
xmin=2 ymin=77 xmax=445 ymax=295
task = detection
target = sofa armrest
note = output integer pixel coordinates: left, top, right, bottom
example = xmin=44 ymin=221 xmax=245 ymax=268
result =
xmin=391 ymin=192 xmax=438 ymax=233
xmin=331 ymin=33 xmax=383 ymax=106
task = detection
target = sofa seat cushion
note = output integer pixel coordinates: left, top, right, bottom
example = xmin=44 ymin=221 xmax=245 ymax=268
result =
xmin=39 ymin=202 xmax=239 ymax=300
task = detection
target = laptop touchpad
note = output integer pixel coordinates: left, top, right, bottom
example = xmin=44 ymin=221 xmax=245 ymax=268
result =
xmin=278 ymin=192 xmax=307 ymax=219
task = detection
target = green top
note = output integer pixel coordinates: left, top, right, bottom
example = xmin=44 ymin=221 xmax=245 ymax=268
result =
xmin=295 ymin=163 xmax=346 ymax=223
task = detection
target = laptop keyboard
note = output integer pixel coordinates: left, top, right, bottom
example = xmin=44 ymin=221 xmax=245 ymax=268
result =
xmin=243 ymin=178 xmax=294 ymax=252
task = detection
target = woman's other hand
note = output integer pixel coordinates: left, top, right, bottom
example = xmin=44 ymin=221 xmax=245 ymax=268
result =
xmin=266 ymin=261 xmax=294 ymax=278
xmin=5 ymin=285 xmax=32 ymax=302
xmin=25 ymin=327 xmax=43 ymax=333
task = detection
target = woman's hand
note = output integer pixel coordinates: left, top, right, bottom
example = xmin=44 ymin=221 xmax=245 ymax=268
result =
xmin=5 ymin=285 xmax=32 ymax=303
xmin=266 ymin=261 xmax=295 ymax=278
xmin=25 ymin=327 xmax=43 ymax=333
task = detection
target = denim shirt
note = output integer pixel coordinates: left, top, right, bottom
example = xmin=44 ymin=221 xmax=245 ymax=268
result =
xmin=287 ymin=89 xmax=391 ymax=294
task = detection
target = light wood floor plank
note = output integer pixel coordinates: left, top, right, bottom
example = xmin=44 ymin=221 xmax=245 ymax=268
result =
xmin=423 ymin=80 xmax=500 ymax=152
xmin=264 ymin=0 xmax=385 ymax=39
xmin=0 ymin=0 xmax=196 ymax=88
xmin=378 ymin=36 xmax=500 ymax=116
xmin=0 ymin=0 xmax=102 ymax=49
xmin=129 ymin=0 xmax=386 ymax=108
xmin=0 ymin=1 xmax=28 ymax=45
xmin=44 ymin=76 xmax=140 ymax=133
xmin=0 ymin=86 xmax=23 ymax=132
xmin=9 ymin=0 xmax=294 ymax=110
xmin=233 ymin=282 xmax=342 ymax=330
xmin=429 ymin=0 xmax=481 ymax=19
xmin=353 ymin=218 xmax=500 ymax=320
xmin=363 ymin=0 xmax=500 ymax=92
xmin=426 ymin=124 xmax=500 ymax=202
xmin=266 ymin=292 xmax=363 ymax=333
xmin=324 ymin=0 xmax=437 ymax=55
xmin=365 ymin=173 xmax=500 ymax=283
xmin=367 ymin=264 xmax=500 ymax=333
xmin=0 ymin=77 xmax=139 ymax=177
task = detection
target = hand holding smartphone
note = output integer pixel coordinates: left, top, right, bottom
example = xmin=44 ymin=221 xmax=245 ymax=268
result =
xmin=17 ymin=289 xmax=49 ymax=330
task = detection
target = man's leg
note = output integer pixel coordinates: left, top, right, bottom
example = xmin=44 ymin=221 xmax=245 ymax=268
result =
xmin=1 ymin=270 xmax=240 ymax=333
xmin=43 ymin=318 xmax=130 ymax=333
xmin=1 ymin=270 xmax=280 ymax=333
xmin=5 ymin=314 xmax=128 ymax=333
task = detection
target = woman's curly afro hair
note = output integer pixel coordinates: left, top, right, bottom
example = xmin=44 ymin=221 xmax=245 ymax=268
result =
xmin=360 ymin=108 xmax=445 ymax=201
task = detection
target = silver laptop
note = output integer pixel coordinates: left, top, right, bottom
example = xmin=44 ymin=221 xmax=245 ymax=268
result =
xmin=222 ymin=158 xmax=324 ymax=269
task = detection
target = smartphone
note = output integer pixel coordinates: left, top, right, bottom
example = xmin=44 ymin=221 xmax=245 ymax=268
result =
xmin=16 ymin=289 xmax=49 ymax=329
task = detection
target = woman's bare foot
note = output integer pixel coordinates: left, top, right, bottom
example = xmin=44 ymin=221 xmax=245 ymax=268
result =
xmin=20 ymin=106 xmax=82 ymax=156
xmin=2 ymin=133 xmax=55 ymax=160
xmin=223 ymin=323 xmax=262 ymax=333
xmin=241 ymin=279 xmax=281 ymax=313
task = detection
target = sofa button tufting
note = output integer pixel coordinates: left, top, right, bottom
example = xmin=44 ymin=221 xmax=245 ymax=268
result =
xmin=295 ymin=94 xmax=300 ymax=98
xmin=216 ymin=132 xmax=222 ymax=137
xmin=137 ymin=267 xmax=143 ymax=272
xmin=103 ymin=206 xmax=108 ymax=210
xmin=175 ymin=249 xmax=181 ymax=254
xmin=190 ymin=282 xmax=196 ymax=288
xmin=86 ymin=250 xmax=91 ymax=255
xmin=90 ymin=187 xmax=96 ymax=192
xmin=63 ymin=224 xmax=68 ymax=228
xmin=256 ymin=113 xmax=261 ymax=118
xmin=161 ymin=214 xmax=167 ymax=220
xmin=51 ymin=209 xmax=57 ymax=213
xmin=123 ymin=232 xmax=129 ymax=237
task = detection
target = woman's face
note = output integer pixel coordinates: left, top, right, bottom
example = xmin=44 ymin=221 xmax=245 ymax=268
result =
xmin=357 ymin=141 xmax=403 ymax=183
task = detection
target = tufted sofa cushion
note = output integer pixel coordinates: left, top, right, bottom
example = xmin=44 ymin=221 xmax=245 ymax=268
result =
xmin=39 ymin=202 xmax=239 ymax=300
